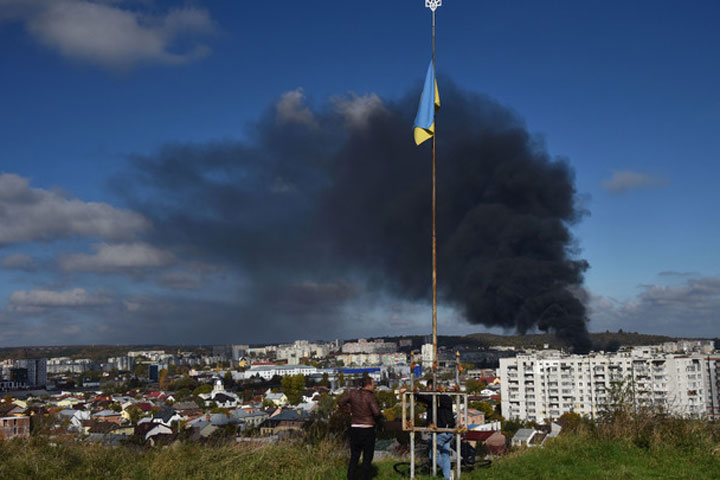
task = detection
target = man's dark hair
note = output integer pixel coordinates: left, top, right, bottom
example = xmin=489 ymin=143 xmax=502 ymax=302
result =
xmin=361 ymin=375 xmax=374 ymax=387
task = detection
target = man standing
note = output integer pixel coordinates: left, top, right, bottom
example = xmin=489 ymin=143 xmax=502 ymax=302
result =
xmin=337 ymin=376 xmax=381 ymax=480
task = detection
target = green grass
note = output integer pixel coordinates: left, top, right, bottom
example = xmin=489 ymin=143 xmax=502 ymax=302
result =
xmin=2 ymin=428 xmax=719 ymax=479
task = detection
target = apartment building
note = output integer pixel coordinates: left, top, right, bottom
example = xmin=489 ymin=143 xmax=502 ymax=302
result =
xmin=500 ymin=349 xmax=716 ymax=423
xmin=342 ymin=339 xmax=397 ymax=354
xmin=276 ymin=340 xmax=329 ymax=364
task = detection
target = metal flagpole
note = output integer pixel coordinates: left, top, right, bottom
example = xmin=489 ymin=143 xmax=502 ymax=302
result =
xmin=425 ymin=1 xmax=441 ymax=476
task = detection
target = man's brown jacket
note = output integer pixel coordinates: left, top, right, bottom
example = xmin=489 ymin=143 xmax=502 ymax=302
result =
xmin=338 ymin=388 xmax=381 ymax=426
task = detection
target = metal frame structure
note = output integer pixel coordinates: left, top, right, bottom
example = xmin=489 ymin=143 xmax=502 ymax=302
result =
xmin=401 ymin=390 xmax=469 ymax=479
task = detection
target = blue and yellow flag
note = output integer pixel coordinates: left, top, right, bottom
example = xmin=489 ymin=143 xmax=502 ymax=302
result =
xmin=413 ymin=60 xmax=440 ymax=145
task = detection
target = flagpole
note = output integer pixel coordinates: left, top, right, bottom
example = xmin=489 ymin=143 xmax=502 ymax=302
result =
xmin=429 ymin=0 xmax=439 ymax=394
xmin=432 ymin=6 xmax=437 ymax=383
xmin=428 ymin=2 xmax=440 ymax=478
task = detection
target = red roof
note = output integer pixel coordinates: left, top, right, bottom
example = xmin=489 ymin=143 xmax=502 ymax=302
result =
xmin=465 ymin=430 xmax=497 ymax=442
xmin=136 ymin=402 xmax=154 ymax=412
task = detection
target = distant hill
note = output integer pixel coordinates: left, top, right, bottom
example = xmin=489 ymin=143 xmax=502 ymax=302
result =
xmin=377 ymin=331 xmax=717 ymax=353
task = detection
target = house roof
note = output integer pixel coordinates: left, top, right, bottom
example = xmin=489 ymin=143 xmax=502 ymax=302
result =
xmin=213 ymin=393 xmax=236 ymax=403
xmin=465 ymin=430 xmax=496 ymax=442
xmin=86 ymin=421 xmax=118 ymax=434
xmin=153 ymin=409 xmax=179 ymax=423
xmin=93 ymin=410 xmax=119 ymax=417
xmin=0 ymin=403 xmax=23 ymax=416
xmin=513 ymin=429 xmax=535 ymax=442
xmin=173 ymin=400 xmax=199 ymax=410
xmin=271 ymin=409 xmax=309 ymax=421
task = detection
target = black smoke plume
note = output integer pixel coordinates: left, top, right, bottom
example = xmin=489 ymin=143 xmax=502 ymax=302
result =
xmin=114 ymin=81 xmax=592 ymax=352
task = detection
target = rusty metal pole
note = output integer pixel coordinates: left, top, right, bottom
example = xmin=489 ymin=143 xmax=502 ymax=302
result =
xmin=430 ymin=0 xmax=438 ymax=396
xmin=430 ymin=4 xmax=439 ymax=477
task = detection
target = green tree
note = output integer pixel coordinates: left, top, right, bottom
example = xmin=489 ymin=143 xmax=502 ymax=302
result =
xmin=319 ymin=372 xmax=330 ymax=388
xmin=281 ymin=374 xmax=306 ymax=405
xmin=175 ymin=388 xmax=191 ymax=401
xmin=375 ymin=390 xmax=398 ymax=410
xmin=169 ymin=376 xmax=198 ymax=392
xmin=192 ymin=384 xmax=213 ymax=396
xmin=223 ymin=371 xmax=235 ymax=389
xmin=315 ymin=394 xmax=336 ymax=420
xmin=125 ymin=404 xmax=143 ymax=425
xmin=466 ymin=379 xmax=487 ymax=394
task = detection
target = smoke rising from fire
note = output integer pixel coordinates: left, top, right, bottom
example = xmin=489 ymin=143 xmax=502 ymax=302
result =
xmin=114 ymin=81 xmax=592 ymax=351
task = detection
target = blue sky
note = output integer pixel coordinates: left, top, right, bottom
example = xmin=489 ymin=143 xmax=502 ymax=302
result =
xmin=0 ymin=0 xmax=719 ymax=346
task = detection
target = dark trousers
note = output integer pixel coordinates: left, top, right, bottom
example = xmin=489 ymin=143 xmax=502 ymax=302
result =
xmin=348 ymin=426 xmax=375 ymax=480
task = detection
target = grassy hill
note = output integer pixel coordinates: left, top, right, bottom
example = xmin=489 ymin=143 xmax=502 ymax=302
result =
xmin=2 ymin=417 xmax=719 ymax=480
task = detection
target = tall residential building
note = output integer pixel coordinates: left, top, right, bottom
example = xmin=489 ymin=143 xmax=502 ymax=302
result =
xmin=108 ymin=356 xmax=135 ymax=371
xmin=500 ymin=349 xmax=715 ymax=423
xmin=15 ymin=358 xmax=47 ymax=387
xmin=342 ymin=339 xmax=397 ymax=354
xmin=232 ymin=345 xmax=250 ymax=362
xmin=706 ymin=356 xmax=720 ymax=420
xmin=276 ymin=340 xmax=329 ymax=364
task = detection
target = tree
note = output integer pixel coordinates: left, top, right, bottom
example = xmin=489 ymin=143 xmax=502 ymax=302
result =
xmin=472 ymin=401 xmax=501 ymax=422
xmin=375 ymin=390 xmax=398 ymax=410
xmin=159 ymin=369 xmax=169 ymax=390
xmin=338 ymin=372 xmax=345 ymax=387
xmin=169 ymin=376 xmax=198 ymax=392
xmin=224 ymin=371 xmax=235 ymax=389
xmin=192 ymin=384 xmax=213 ymax=396
xmin=281 ymin=374 xmax=306 ymax=405
xmin=315 ymin=394 xmax=336 ymax=420
xmin=320 ymin=372 xmax=330 ymax=388
xmin=125 ymin=404 xmax=143 ymax=425
xmin=175 ymin=388 xmax=191 ymax=401
xmin=466 ymin=379 xmax=487 ymax=394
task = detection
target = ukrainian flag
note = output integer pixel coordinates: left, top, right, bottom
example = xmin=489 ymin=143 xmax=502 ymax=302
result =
xmin=413 ymin=60 xmax=440 ymax=145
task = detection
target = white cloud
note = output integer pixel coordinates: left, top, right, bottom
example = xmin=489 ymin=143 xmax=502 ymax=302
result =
xmin=0 ymin=253 xmax=37 ymax=271
xmin=8 ymin=287 xmax=111 ymax=309
xmin=588 ymin=277 xmax=720 ymax=337
xmin=332 ymin=93 xmax=387 ymax=129
xmin=0 ymin=0 xmax=215 ymax=70
xmin=59 ymin=242 xmax=175 ymax=272
xmin=276 ymin=88 xmax=317 ymax=127
xmin=602 ymin=170 xmax=667 ymax=194
xmin=0 ymin=173 xmax=149 ymax=245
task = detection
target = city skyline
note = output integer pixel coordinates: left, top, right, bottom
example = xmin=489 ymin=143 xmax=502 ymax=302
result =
xmin=1 ymin=1 xmax=719 ymax=346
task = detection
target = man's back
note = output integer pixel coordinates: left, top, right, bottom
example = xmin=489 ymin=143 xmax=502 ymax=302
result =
xmin=338 ymin=388 xmax=381 ymax=426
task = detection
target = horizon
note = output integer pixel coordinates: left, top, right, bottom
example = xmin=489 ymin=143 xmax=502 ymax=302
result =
xmin=1 ymin=1 xmax=719 ymax=347
xmin=2 ymin=329 xmax=717 ymax=351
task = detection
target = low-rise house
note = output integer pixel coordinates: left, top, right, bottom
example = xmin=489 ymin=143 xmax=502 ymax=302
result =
xmin=465 ymin=430 xmax=506 ymax=455
xmin=234 ymin=409 xmax=269 ymax=429
xmin=264 ymin=391 xmax=288 ymax=407
xmin=0 ymin=415 xmax=30 ymax=439
xmin=145 ymin=424 xmax=175 ymax=445
xmin=92 ymin=409 xmax=123 ymax=424
xmin=258 ymin=418 xmax=308 ymax=437
xmin=150 ymin=409 xmax=183 ymax=427
xmin=199 ymin=379 xmax=240 ymax=408
xmin=0 ymin=403 xmax=25 ymax=417
xmin=57 ymin=409 xmax=91 ymax=432
xmin=511 ymin=428 xmax=536 ymax=447
xmin=510 ymin=422 xmax=562 ymax=448
xmin=56 ymin=396 xmax=84 ymax=408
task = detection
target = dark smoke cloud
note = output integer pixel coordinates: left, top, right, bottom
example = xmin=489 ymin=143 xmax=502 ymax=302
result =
xmin=113 ymin=81 xmax=591 ymax=351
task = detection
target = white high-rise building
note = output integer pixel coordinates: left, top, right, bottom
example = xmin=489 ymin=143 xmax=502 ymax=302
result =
xmin=500 ymin=349 xmax=716 ymax=423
